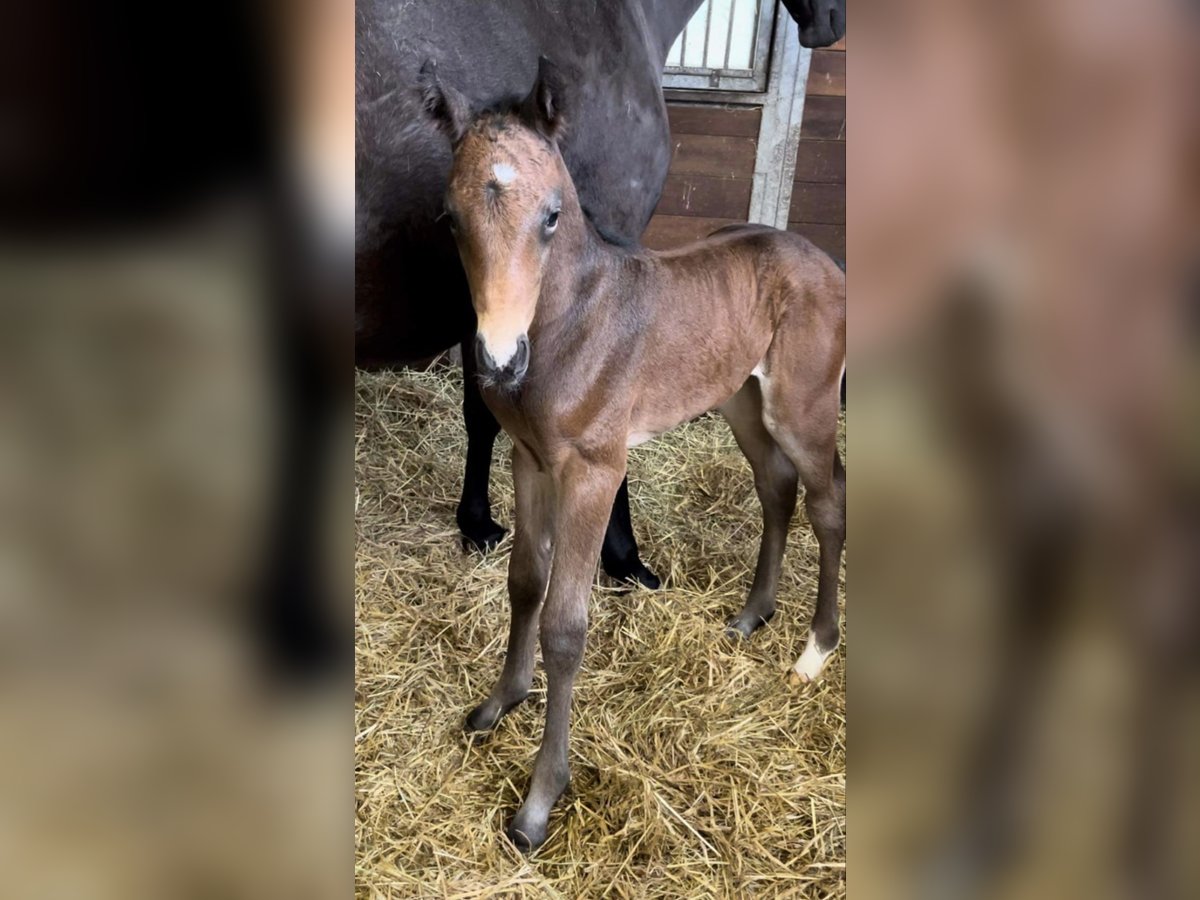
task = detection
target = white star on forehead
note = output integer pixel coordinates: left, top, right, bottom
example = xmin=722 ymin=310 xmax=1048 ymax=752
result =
xmin=492 ymin=163 xmax=517 ymax=185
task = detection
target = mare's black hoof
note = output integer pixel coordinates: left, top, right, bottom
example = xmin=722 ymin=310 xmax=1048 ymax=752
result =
xmin=459 ymin=520 xmax=508 ymax=554
xmin=602 ymin=558 xmax=661 ymax=591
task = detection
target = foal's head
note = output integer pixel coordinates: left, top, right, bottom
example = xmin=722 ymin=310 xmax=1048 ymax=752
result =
xmin=421 ymin=58 xmax=570 ymax=390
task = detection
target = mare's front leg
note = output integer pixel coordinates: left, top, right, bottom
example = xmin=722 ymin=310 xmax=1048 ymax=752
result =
xmin=507 ymin=452 xmax=624 ymax=852
xmin=457 ymin=340 xmax=507 ymax=551
xmin=465 ymin=445 xmax=552 ymax=736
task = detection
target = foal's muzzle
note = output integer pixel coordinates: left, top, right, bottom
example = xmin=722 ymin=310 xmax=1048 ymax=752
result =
xmin=475 ymin=333 xmax=530 ymax=389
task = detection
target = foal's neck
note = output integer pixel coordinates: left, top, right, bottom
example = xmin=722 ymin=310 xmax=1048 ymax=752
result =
xmin=534 ymin=177 xmax=636 ymax=329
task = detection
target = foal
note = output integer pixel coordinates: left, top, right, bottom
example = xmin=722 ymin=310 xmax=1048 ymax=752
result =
xmin=423 ymin=60 xmax=846 ymax=851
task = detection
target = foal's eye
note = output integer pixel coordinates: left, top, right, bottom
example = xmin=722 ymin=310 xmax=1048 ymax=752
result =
xmin=544 ymin=209 xmax=560 ymax=233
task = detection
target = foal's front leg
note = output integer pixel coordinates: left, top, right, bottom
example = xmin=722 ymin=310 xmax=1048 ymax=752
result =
xmin=506 ymin=454 xmax=624 ymax=852
xmin=465 ymin=445 xmax=552 ymax=736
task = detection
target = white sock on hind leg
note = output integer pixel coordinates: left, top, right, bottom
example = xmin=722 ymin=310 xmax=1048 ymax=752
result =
xmin=792 ymin=632 xmax=835 ymax=682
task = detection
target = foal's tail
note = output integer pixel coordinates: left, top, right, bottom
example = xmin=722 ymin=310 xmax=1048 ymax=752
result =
xmin=835 ymin=256 xmax=844 ymax=405
xmin=833 ymin=256 xmax=846 ymax=405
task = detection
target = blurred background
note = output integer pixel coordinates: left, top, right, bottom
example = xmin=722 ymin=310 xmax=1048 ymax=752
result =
xmin=848 ymin=0 xmax=1198 ymax=898
xmin=1 ymin=0 xmax=1197 ymax=897
xmin=1 ymin=0 xmax=350 ymax=897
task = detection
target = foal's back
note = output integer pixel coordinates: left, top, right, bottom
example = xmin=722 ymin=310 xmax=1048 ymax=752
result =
xmin=636 ymin=224 xmax=845 ymax=349
xmin=704 ymin=223 xmax=844 ymax=292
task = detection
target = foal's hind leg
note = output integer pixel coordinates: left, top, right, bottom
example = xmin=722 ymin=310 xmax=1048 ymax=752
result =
xmin=759 ymin=356 xmax=846 ymax=681
xmin=719 ymin=378 xmax=799 ymax=639
xmin=791 ymin=453 xmax=846 ymax=681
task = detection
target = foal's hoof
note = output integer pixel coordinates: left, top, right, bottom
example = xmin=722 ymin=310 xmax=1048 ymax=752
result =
xmin=458 ymin=520 xmax=508 ymax=554
xmin=463 ymin=695 xmax=527 ymax=741
xmin=790 ymin=634 xmax=836 ymax=683
xmin=504 ymin=820 xmax=546 ymax=854
xmin=602 ymin=558 xmax=661 ymax=591
xmin=724 ymin=609 xmax=774 ymax=641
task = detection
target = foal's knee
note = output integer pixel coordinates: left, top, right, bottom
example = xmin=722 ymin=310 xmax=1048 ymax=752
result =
xmin=539 ymin=614 xmax=587 ymax=674
xmin=508 ymin=558 xmax=549 ymax=609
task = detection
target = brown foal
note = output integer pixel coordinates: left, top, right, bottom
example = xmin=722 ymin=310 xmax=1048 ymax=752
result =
xmin=423 ymin=59 xmax=846 ymax=851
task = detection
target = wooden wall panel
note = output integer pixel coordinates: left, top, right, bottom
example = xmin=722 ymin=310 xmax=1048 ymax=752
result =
xmin=793 ymin=140 xmax=846 ymax=184
xmin=666 ymin=105 xmax=761 ymax=138
xmin=806 ymin=49 xmax=845 ymax=96
xmin=792 ymin=33 xmax=846 ymax=260
xmin=799 ymin=95 xmax=845 ymax=140
xmin=666 ymin=133 xmax=758 ymax=178
xmin=656 ymin=173 xmax=753 ymax=219
xmin=643 ymin=215 xmax=743 ymax=250
xmin=787 ymin=181 xmax=845 ymax=225
xmin=644 ymin=104 xmax=759 ymax=248
xmin=787 ymin=223 xmax=845 ymax=261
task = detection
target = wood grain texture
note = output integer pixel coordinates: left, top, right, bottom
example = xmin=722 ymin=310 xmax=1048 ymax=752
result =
xmin=793 ymin=140 xmax=846 ymax=184
xmin=654 ymin=173 xmax=753 ymax=219
xmin=642 ymin=215 xmax=743 ymax=250
xmin=787 ymin=182 xmax=845 ymax=225
xmin=799 ymin=95 xmax=845 ymax=141
xmin=806 ymin=50 xmax=845 ymax=97
xmin=666 ymin=133 xmax=758 ymax=178
xmin=667 ymin=104 xmax=762 ymax=138
xmin=786 ymin=222 xmax=845 ymax=260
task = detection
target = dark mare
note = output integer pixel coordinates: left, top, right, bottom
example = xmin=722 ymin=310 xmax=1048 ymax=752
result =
xmin=355 ymin=0 xmax=846 ymax=584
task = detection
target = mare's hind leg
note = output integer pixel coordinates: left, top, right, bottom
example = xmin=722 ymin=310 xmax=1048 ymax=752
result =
xmin=457 ymin=341 xmax=507 ymax=551
xmin=719 ymin=378 xmax=799 ymax=639
xmin=599 ymin=478 xmax=661 ymax=590
xmin=759 ymin=356 xmax=846 ymax=682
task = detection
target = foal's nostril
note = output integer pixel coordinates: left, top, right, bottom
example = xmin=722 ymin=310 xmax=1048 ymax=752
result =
xmin=474 ymin=333 xmax=530 ymax=387
xmin=511 ymin=334 xmax=530 ymax=374
xmin=474 ymin=334 xmax=497 ymax=375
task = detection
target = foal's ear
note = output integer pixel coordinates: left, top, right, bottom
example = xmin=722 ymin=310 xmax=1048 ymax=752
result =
xmin=521 ymin=56 xmax=566 ymax=141
xmin=419 ymin=59 xmax=471 ymax=144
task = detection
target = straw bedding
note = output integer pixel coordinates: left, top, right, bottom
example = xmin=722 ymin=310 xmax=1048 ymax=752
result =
xmin=355 ymin=363 xmax=846 ymax=898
